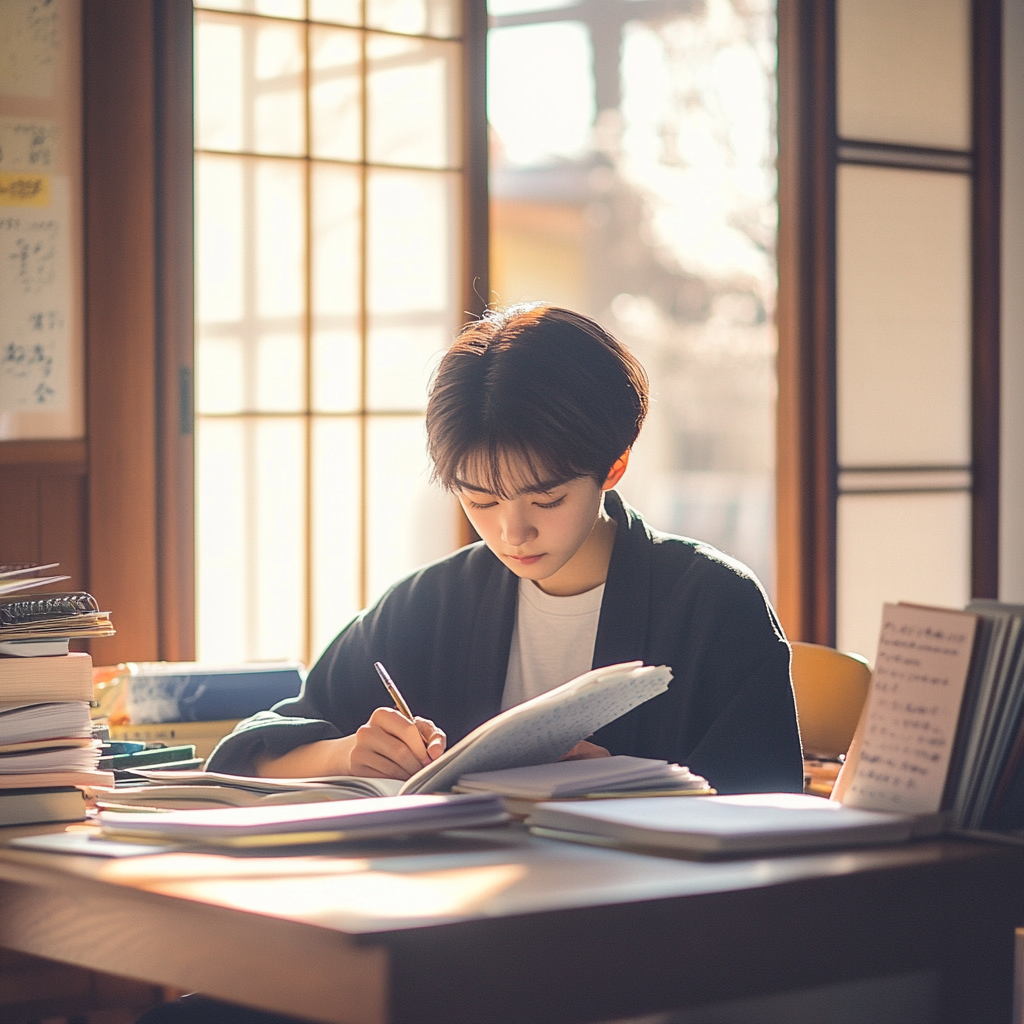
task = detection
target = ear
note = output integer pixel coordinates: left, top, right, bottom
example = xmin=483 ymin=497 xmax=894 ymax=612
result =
xmin=601 ymin=450 xmax=630 ymax=491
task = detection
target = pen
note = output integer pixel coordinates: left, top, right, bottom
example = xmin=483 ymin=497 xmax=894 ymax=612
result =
xmin=374 ymin=661 xmax=415 ymax=722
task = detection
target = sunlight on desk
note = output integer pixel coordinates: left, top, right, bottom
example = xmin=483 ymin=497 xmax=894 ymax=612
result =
xmin=151 ymin=863 xmax=529 ymax=923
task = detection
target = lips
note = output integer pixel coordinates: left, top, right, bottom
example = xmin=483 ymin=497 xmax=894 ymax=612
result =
xmin=507 ymin=553 xmax=544 ymax=565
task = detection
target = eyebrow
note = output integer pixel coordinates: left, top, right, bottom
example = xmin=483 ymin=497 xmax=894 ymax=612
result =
xmin=453 ymin=476 xmax=571 ymax=496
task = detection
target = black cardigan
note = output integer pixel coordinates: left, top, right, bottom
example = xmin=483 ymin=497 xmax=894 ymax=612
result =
xmin=207 ymin=492 xmax=803 ymax=794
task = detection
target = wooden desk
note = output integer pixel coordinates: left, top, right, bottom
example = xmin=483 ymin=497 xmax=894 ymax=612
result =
xmin=0 ymin=827 xmax=1021 ymax=1024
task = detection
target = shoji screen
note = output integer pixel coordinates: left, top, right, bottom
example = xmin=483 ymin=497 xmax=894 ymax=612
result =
xmin=834 ymin=0 xmax=978 ymax=660
xmin=194 ymin=0 xmax=479 ymax=666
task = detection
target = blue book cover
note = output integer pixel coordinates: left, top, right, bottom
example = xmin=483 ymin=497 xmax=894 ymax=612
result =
xmin=125 ymin=664 xmax=303 ymax=724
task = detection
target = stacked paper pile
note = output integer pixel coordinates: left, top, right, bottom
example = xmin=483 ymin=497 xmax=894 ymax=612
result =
xmin=0 ymin=564 xmax=115 ymax=827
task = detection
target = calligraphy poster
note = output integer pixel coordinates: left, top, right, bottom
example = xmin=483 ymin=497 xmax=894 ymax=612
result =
xmin=0 ymin=173 xmax=70 ymax=410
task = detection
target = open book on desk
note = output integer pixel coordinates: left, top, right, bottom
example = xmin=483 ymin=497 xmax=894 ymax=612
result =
xmin=132 ymin=662 xmax=673 ymax=803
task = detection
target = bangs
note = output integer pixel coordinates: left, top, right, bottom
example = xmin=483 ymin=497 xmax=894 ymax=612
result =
xmin=441 ymin=438 xmax=585 ymax=500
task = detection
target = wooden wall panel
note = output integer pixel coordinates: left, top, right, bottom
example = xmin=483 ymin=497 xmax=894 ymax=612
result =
xmin=0 ymin=443 xmax=88 ymax=595
xmin=84 ymin=1 xmax=161 ymax=665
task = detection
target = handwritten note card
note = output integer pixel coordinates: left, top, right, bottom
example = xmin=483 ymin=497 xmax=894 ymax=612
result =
xmin=844 ymin=603 xmax=977 ymax=815
xmin=0 ymin=174 xmax=71 ymax=410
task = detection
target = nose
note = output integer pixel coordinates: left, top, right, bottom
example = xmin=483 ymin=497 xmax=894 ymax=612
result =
xmin=501 ymin=505 xmax=537 ymax=549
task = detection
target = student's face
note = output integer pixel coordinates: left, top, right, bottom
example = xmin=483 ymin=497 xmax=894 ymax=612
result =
xmin=456 ymin=466 xmax=605 ymax=584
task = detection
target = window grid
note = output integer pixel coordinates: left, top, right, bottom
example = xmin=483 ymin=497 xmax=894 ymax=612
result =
xmin=194 ymin=0 xmax=463 ymax=663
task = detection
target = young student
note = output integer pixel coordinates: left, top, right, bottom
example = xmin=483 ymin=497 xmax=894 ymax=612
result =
xmin=207 ymin=305 xmax=802 ymax=794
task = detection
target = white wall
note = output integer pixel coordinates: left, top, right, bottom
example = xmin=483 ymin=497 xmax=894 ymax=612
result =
xmin=1001 ymin=0 xmax=1024 ymax=600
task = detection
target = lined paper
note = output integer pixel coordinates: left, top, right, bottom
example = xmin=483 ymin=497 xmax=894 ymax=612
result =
xmin=844 ymin=603 xmax=976 ymax=814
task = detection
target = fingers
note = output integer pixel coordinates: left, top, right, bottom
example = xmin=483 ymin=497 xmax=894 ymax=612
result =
xmin=350 ymin=708 xmax=432 ymax=780
xmin=416 ymin=718 xmax=447 ymax=761
xmin=559 ymin=740 xmax=612 ymax=761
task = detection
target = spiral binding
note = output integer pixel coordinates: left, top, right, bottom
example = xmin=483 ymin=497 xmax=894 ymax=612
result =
xmin=0 ymin=592 xmax=100 ymax=626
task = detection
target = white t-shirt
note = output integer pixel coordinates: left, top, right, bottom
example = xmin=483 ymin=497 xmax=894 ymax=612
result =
xmin=500 ymin=576 xmax=605 ymax=711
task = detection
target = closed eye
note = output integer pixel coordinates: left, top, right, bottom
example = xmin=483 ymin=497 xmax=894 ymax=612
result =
xmin=466 ymin=499 xmax=497 ymax=509
xmin=534 ymin=496 xmax=566 ymax=509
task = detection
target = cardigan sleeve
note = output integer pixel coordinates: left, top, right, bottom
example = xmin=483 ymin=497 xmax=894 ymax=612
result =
xmin=658 ymin=549 xmax=804 ymax=794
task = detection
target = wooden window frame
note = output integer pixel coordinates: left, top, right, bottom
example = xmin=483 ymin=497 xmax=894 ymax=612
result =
xmin=775 ymin=0 xmax=1002 ymax=646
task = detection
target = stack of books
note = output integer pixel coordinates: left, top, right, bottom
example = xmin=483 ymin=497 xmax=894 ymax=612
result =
xmin=0 ymin=564 xmax=115 ymax=827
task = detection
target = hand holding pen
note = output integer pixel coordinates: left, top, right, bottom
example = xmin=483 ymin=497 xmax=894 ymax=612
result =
xmin=344 ymin=662 xmax=447 ymax=780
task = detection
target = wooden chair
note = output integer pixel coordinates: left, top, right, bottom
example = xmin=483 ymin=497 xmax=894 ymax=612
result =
xmin=790 ymin=642 xmax=871 ymax=796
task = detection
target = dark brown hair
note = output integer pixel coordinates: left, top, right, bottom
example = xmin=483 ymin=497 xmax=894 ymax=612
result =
xmin=426 ymin=304 xmax=649 ymax=498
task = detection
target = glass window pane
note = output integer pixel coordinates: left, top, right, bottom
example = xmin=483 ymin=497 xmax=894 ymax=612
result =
xmin=487 ymin=22 xmax=594 ymax=166
xmin=312 ymin=163 xmax=361 ymax=411
xmin=197 ymin=0 xmax=307 ymax=21
xmin=197 ymin=418 xmax=248 ymax=661
xmin=837 ymin=165 xmax=971 ymax=467
xmin=252 ymin=417 xmax=307 ymax=660
xmin=367 ymin=0 xmax=460 ymax=38
xmin=197 ymin=155 xmax=245 ymax=414
xmin=253 ymin=19 xmax=307 ymax=155
xmin=195 ymin=12 xmax=307 ymax=156
xmin=367 ymin=33 xmax=461 ymax=169
xmin=196 ymin=155 xmax=244 ymax=327
xmin=366 ymin=417 xmax=458 ymax=605
xmin=231 ymin=159 xmax=307 ymax=411
xmin=311 ymin=418 xmax=361 ymax=658
xmin=837 ymin=0 xmax=971 ymax=149
xmin=196 ymin=15 xmax=244 ymax=151
xmin=837 ymin=491 xmax=972 ymax=665
xmin=366 ymin=169 xmax=460 ymax=410
xmin=310 ymin=0 xmax=362 ymax=26
xmin=197 ymin=416 xmax=307 ymax=663
xmin=311 ymin=26 xmax=362 ymax=162
xmin=488 ymin=3 xmax=777 ymax=597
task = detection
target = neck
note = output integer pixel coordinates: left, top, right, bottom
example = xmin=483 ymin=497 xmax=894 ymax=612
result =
xmin=535 ymin=502 xmax=617 ymax=597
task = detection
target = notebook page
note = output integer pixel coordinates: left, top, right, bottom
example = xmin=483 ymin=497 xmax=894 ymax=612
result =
xmin=401 ymin=663 xmax=672 ymax=794
xmin=843 ymin=603 xmax=976 ymax=814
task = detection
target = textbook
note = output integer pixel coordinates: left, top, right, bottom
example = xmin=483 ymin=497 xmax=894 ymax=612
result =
xmin=527 ymin=792 xmax=913 ymax=857
xmin=96 ymin=792 xmax=508 ymax=848
xmin=0 ymin=652 xmax=93 ymax=704
xmin=0 ymin=701 xmax=93 ymax=744
xmin=0 ymin=786 xmax=87 ymax=827
xmin=123 ymin=663 xmax=303 ymax=724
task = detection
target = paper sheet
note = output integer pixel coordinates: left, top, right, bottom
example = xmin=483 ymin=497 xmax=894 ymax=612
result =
xmin=402 ymin=663 xmax=672 ymax=794
xmin=0 ymin=0 xmax=60 ymax=99
xmin=0 ymin=117 xmax=59 ymax=170
xmin=0 ymin=174 xmax=70 ymax=410
xmin=843 ymin=603 xmax=977 ymax=814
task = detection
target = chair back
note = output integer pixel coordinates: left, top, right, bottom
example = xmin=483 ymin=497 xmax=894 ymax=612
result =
xmin=790 ymin=641 xmax=871 ymax=760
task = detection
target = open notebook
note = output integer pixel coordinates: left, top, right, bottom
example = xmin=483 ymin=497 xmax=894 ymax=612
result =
xmin=131 ymin=662 xmax=673 ymax=805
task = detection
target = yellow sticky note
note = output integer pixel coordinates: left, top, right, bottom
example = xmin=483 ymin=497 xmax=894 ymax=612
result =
xmin=0 ymin=172 xmax=50 ymax=207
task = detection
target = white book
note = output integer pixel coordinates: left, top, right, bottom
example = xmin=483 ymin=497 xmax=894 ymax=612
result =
xmin=98 ymin=792 xmax=508 ymax=847
xmin=527 ymin=792 xmax=913 ymax=856
xmin=456 ymin=756 xmax=707 ymax=799
xmin=0 ymin=700 xmax=92 ymax=744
